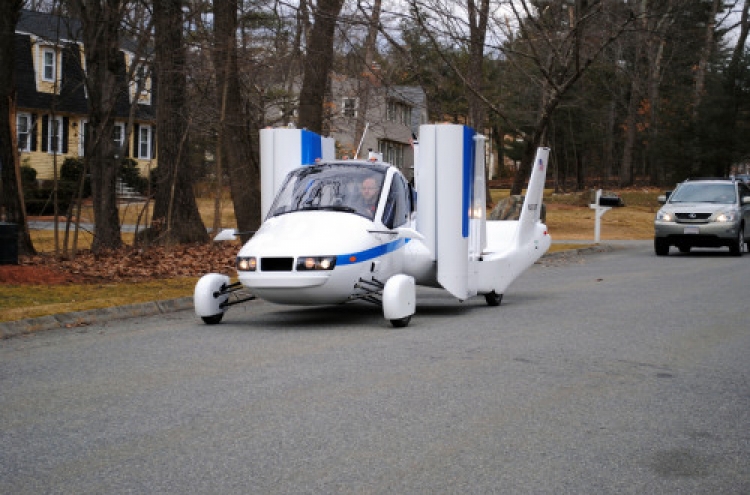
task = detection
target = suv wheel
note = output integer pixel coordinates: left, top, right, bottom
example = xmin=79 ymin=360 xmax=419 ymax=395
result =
xmin=654 ymin=238 xmax=669 ymax=256
xmin=729 ymin=227 xmax=744 ymax=256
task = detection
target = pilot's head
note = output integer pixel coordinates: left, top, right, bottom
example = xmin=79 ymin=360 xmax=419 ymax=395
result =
xmin=360 ymin=177 xmax=379 ymax=204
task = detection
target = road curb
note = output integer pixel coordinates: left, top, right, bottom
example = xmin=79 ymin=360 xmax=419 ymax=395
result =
xmin=0 ymin=297 xmax=194 ymax=340
xmin=1 ymin=244 xmax=618 ymax=340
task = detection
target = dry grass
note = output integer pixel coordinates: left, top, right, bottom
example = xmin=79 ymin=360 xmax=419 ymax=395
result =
xmin=0 ymin=278 xmax=197 ymax=323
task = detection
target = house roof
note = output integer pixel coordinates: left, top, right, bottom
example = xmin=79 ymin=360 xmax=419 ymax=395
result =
xmin=17 ymin=9 xmax=140 ymax=53
xmin=17 ymin=9 xmax=83 ymax=43
xmin=14 ymin=10 xmax=154 ymax=121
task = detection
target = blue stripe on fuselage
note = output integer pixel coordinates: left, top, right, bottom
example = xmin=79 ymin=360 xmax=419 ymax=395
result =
xmin=336 ymin=238 xmax=410 ymax=266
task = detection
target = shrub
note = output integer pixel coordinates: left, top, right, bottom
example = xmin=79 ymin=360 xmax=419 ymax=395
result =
xmin=20 ymin=164 xmax=37 ymax=189
xmin=120 ymin=158 xmax=149 ymax=195
xmin=60 ymin=157 xmax=91 ymax=198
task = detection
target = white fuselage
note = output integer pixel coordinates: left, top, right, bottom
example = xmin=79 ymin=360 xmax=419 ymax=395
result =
xmin=236 ymin=211 xmax=420 ymax=305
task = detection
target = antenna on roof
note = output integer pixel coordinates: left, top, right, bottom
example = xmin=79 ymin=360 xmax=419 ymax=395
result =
xmin=354 ymin=122 xmax=370 ymax=159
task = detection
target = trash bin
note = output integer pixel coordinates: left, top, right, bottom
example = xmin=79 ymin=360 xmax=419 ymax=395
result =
xmin=0 ymin=222 xmax=18 ymax=265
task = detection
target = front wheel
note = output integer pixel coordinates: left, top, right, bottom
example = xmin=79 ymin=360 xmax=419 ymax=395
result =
xmin=729 ymin=227 xmax=744 ymax=256
xmin=201 ymin=313 xmax=224 ymax=325
xmin=390 ymin=315 xmax=411 ymax=328
xmin=654 ymin=238 xmax=669 ymax=256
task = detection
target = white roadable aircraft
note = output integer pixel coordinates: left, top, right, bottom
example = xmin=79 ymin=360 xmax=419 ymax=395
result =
xmin=194 ymin=124 xmax=551 ymax=327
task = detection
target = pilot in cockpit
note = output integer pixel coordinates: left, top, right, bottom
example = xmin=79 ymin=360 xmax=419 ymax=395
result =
xmin=356 ymin=176 xmax=380 ymax=218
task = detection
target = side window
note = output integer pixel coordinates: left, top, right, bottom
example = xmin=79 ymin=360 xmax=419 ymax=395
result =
xmin=382 ymin=173 xmax=410 ymax=229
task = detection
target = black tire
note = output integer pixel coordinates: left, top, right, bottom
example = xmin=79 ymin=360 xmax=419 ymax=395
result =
xmin=484 ymin=291 xmax=503 ymax=307
xmin=390 ymin=315 xmax=411 ymax=328
xmin=729 ymin=227 xmax=744 ymax=256
xmin=654 ymin=238 xmax=669 ymax=256
xmin=201 ymin=313 xmax=224 ymax=325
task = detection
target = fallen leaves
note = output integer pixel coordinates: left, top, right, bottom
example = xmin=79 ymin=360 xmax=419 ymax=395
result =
xmin=4 ymin=242 xmax=240 ymax=285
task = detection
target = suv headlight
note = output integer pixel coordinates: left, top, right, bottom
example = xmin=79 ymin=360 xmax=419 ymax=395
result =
xmin=655 ymin=210 xmax=673 ymax=222
xmin=715 ymin=209 xmax=738 ymax=223
xmin=296 ymin=256 xmax=336 ymax=271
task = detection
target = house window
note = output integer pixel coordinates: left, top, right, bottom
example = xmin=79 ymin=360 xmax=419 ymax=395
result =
xmin=113 ymin=123 xmax=125 ymax=152
xmin=342 ymin=97 xmax=357 ymax=118
xmin=17 ymin=113 xmax=32 ymax=152
xmin=131 ymin=64 xmax=152 ymax=104
xmin=46 ymin=115 xmax=63 ymax=153
xmin=386 ymin=100 xmax=411 ymax=125
xmin=79 ymin=119 xmax=88 ymax=156
xmin=138 ymin=125 xmax=152 ymax=159
xmin=42 ymin=48 xmax=57 ymax=82
xmin=378 ymin=139 xmax=406 ymax=168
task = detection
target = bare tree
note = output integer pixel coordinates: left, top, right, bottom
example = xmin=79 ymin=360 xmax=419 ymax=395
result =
xmin=151 ymin=0 xmax=208 ymax=244
xmin=298 ymin=0 xmax=346 ymax=133
xmin=67 ymin=0 xmax=127 ymax=252
xmin=504 ymin=0 xmax=634 ymax=194
xmin=212 ymin=0 xmax=261 ymax=238
xmin=0 ymin=0 xmax=35 ymax=256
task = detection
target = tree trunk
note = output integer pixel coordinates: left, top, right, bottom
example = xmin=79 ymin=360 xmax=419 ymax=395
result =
xmin=152 ymin=0 xmax=208 ymax=244
xmin=69 ymin=0 xmax=125 ymax=253
xmin=213 ymin=0 xmax=261 ymax=236
xmin=298 ymin=0 xmax=345 ymax=134
xmin=353 ymin=0 xmax=382 ymax=154
xmin=467 ymin=0 xmax=489 ymax=131
xmin=0 ymin=0 xmax=35 ymax=256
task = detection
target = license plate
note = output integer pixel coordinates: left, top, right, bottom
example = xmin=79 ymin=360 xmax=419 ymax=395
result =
xmin=684 ymin=226 xmax=699 ymax=234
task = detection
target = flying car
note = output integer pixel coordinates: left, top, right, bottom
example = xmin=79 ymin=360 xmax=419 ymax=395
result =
xmin=194 ymin=124 xmax=551 ymax=327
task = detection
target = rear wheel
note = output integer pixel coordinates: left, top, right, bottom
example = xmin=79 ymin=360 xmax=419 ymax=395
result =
xmin=729 ymin=227 xmax=744 ymax=256
xmin=484 ymin=291 xmax=503 ymax=307
xmin=654 ymin=238 xmax=669 ymax=256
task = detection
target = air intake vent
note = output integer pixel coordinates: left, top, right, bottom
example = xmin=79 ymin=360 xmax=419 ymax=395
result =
xmin=260 ymin=257 xmax=294 ymax=271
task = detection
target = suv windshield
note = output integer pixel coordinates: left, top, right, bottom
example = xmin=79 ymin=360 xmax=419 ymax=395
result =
xmin=669 ymin=182 xmax=736 ymax=204
xmin=268 ymin=162 xmax=387 ymax=220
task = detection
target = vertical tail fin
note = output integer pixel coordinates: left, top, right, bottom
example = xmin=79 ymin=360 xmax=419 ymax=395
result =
xmin=516 ymin=147 xmax=550 ymax=247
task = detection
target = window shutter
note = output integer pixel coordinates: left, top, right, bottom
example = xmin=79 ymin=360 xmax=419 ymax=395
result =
xmin=62 ymin=117 xmax=69 ymax=154
xmin=124 ymin=124 xmax=130 ymax=157
xmin=41 ymin=115 xmax=49 ymax=152
xmin=151 ymin=126 xmax=156 ymax=159
xmin=31 ymin=114 xmax=38 ymax=152
xmin=133 ymin=123 xmax=140 ymax=158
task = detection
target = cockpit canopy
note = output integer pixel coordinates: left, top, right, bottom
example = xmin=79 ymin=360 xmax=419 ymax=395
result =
xmin=267 ymin=162 xmax=412 ymax=227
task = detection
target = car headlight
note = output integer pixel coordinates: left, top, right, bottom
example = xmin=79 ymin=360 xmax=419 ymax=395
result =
xmin=715 ymin=210 xmax=738 ymax=223
xmin=237 ymin=256 xmax=257 ymax=271
xmin=655 ymin=210 xmax=673 ymax=222
xmin=296 ymin=256 xmax=337 ymax=271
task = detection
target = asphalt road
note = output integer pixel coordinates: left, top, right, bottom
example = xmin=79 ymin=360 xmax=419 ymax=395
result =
xmin=2 ymin=241 xmax=749 ymax=494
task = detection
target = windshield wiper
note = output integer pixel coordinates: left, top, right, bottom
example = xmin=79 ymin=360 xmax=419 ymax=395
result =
xmin=299 ymin=205 xmax=358 ymax=213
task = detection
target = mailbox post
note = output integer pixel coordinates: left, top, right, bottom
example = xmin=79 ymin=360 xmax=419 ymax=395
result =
xmin=589 ymin=189 xmax=611 ymax=243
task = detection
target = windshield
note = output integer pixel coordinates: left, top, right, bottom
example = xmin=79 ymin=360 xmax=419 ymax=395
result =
xmin=267 ymin=162 xmax=387 ymax=220
xmin=669 ymin=183 xmax=736 ymax=204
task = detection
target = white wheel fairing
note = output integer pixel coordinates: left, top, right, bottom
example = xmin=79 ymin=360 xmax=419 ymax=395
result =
xmin=383 ymin=274 xmax=416 ymax=321
xmin=194 ymin=273 xmax=231 ymax=317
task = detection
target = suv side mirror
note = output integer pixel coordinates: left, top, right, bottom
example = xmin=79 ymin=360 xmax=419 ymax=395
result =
xmin=741 ymin=195 xmax=750 ymax=206
xmin=657 ymin=194 xmax=667 ymax=204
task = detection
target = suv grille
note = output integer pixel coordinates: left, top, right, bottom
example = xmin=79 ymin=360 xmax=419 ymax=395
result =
xmin=675 ymin=212 xmax=712 ymax=222
xmin=260 ymin=257 xmax=294 ymax=271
